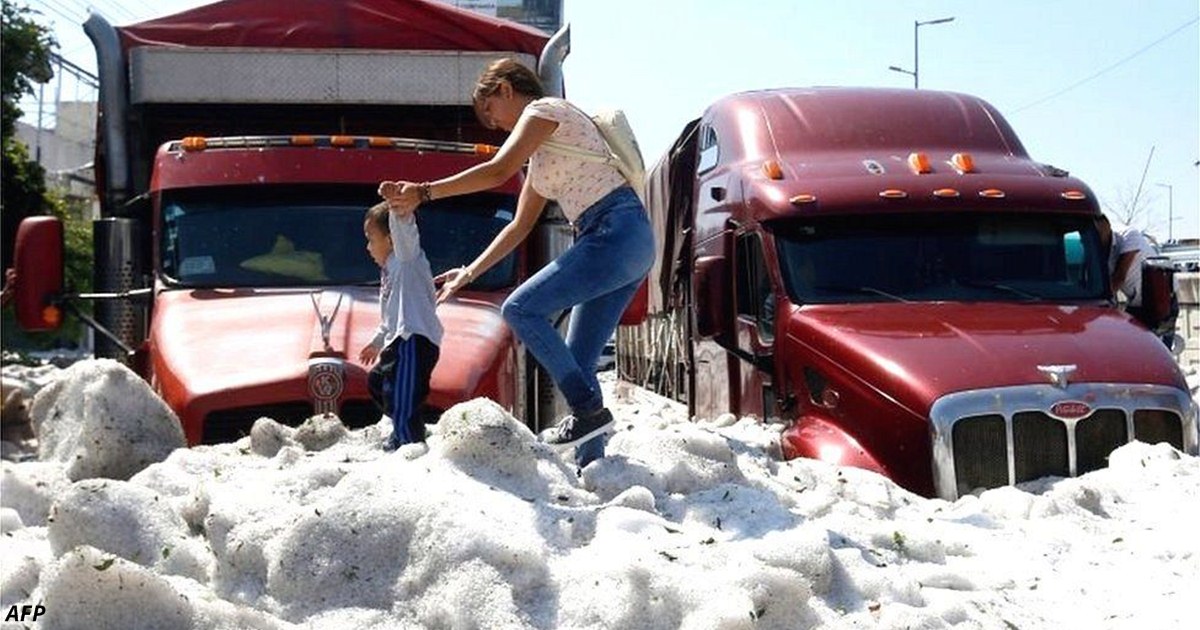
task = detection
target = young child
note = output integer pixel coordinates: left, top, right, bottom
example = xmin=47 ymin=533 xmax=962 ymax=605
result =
xmin=360 ymin=201 xmax=443 ymax=450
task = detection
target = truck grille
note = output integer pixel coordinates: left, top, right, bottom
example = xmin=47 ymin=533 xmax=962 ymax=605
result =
xmin=336 ymin=401 xmax=387 ymax=430
xmin=203 ymin=400 xmax=443 ymax=444
xmin=203 ymin=403 xmax=313 ymax=444
xmin=339 ymin=401 xmax=444 ymax=430
xmin=932 ymin=384 xmax=1197 ymax=500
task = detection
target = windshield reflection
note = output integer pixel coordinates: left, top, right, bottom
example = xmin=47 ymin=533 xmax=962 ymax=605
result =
xmin=160 ymin=185 xmax=518 ymax=289
xmin=773 ymin=212 xmax=1106 ymax=304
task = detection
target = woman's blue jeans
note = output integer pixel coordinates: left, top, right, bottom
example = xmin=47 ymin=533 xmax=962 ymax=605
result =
xmin=501 ymin=186 xmax=655 ymax=419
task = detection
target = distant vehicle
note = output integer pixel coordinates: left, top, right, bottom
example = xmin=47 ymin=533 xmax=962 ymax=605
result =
xmin=1159 ymin=244 xmax=1200 ymax=273
xmin=620 ymin=87 xmax=1197 ymax=500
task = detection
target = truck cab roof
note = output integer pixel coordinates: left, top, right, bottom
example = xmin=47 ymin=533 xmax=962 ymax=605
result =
xmin=696 ymin=87 xmax=1100 ymax=222
xmin=116 ymin=0 xmax=547 ymax=54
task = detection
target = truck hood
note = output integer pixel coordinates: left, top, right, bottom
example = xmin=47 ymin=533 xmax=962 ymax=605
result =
xmin=150 ymin=287 xmax=510 ymax=410
xmin=786 ymin=302 xmax=1186 ymax=417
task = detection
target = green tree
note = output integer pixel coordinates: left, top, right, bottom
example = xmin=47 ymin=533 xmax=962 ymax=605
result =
xmin=2 ymin=1 xmax=57 ymax=271
xmin=1 ymin=1 xmax=53 ymax=135
xmin=2 ymin=2 xmax=92 ymax=352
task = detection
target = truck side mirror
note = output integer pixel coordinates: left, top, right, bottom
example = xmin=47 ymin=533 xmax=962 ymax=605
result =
xmin=693 ymin=255 xmax=729 ymax=338
xmin=13 ymin=216 xmax=65 ymax=331
xmin=1135 ymin=257 xmax=1178 ymax=337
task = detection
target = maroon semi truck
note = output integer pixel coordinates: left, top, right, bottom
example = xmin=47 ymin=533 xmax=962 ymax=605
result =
xmin=12 ymin=0 xmax=574 ymax=443
xmin=621 ymin=87 xmax=1197 ymax=499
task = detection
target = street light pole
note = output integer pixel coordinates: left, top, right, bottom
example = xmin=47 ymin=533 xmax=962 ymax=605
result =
xmin=914 ymin=20 xmax=921 ymax=89
xmin=889 ymin=17 xmax=955 ymax=89
xmin=1156 ymin=182 xmax=1174 ymax=243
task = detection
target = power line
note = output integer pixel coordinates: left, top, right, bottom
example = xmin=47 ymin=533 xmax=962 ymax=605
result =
xmin=112 ymin=0 xmax=160 ymax=20
xmin=44 ymin=0 xmax=138 ymax=24
xmin=1013 ymin=15 xmax=1199 ymax=113
xmin=32 ymin=0 xmax=142 ymax=31
xmin=89 ymin=0 xmax=140 ymax=24
xmin=29 ymin=0 xmax=153 ymax=86
xmin=26 ymin=0 xmax=85 ymax=26
xmin=58 ymin=39 xmax=95 ymax=59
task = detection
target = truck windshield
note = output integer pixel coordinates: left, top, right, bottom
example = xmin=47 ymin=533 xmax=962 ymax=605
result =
xmin=160 ymin=186 xmax=518 ymax=289
xmin=773 ymin=212 xmax=1106 ymax=304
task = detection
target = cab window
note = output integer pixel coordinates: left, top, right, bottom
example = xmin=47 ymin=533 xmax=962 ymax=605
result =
xmin=735 ymin=232 xmax=775 ymax=340
xmin=697 ymin=125 xmax=719 ymax=173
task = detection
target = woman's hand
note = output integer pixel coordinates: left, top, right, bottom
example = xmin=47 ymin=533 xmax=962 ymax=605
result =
xmin=359 ymin=344 xmax=380 ymax=365
xmin=434 ymin=267 xmax=473 ymax=303
xmin=378 ymin=180 xmax=421 ymax=215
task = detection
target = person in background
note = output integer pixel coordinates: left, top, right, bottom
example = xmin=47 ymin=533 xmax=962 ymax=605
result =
xmin=359 ymin=202 xmax=443 ymax=451
xmin=0 ymin=268 xmax=15 ymax=308
xmin=1095 ymin=214 xmax=1157 ymax=307
xmin=1095 ymin=213 xmax=1176 ymax=346
xmin=378 ymin=58 xmax=654 ymax=462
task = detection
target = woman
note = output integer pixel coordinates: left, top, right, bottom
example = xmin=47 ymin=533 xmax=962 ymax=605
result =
xmin=378 ymin=58 xmax=654 ymax=453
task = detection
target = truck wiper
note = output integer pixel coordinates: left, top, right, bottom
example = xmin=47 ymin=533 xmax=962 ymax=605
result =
xmin=814 ymin=285 xmax=909 ymax=303
xmin=956 ymin=279 xmax=1042 ymax=301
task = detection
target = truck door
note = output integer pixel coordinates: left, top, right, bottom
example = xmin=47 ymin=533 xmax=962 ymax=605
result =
xmin=731 ymin=230 xmax=777 ymax=419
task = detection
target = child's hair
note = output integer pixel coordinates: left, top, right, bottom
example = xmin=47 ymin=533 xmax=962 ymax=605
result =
xmin=365 ymin=201 xmax=390 ymax=235
xmin=472 ymin=57 xmax=545 ymax=103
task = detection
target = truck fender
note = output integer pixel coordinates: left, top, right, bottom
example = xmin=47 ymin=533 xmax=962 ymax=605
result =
xmin=780 ymin=413 xmax=889 ymax=477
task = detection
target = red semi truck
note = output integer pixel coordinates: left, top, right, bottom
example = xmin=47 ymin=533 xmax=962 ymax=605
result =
xmin=621 ymin=87 xmax=1197 ymax=499
xmin=12 ymin=0 xmax=573 ymax=443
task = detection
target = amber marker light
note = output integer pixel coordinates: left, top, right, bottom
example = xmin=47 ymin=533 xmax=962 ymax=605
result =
xmin=474 ymin=144 xmax=499 ymax=156
xmin=950 ymin=152 xmax=975 ymax=173
xmin=933 ymin=188 xmax=961 ymax=198
xmin=290 ymin=135 xmax=316 ymax=146
xmin=763 ymin=160 xmax=784 ymax=180
xmin=790 ymin=194 xmax=817 ymax=205
xmin=1061 ymin=190 xmax=1088 ymax=200
xmin=367 ymin=137 xmax=392 ymax=148
xmin=879 ymin=189 xmax=908 ymax=199
xmin=180 ymin=136 xmax=207 ymax=151
xmin=330 ymin=135 xmax=355 ymax=147
xmin=978 ymin=189 xmax=1006 ymax=198
xmin=42 ymin=305 xmax=62 ymax=328
xmin=908 ymin=152 xmax=931 ymax=174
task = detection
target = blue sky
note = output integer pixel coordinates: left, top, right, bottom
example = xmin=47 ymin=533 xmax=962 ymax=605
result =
xmin=25 ymin=0 xmax=1199 ymax=241
xmin=561 ymin=0 xmax=1199 ymax=242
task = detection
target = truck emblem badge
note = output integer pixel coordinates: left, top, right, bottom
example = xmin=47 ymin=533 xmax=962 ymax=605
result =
xmin=308 ymin=358 xmax=344 ymax=416
xmin=310 ymin=291 xmax=345 ymax=351
xmin=1049 ymin=400 xmax=1091 ymax=420
xmin=1036 ymin=364 xmax=1077 ymax=389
